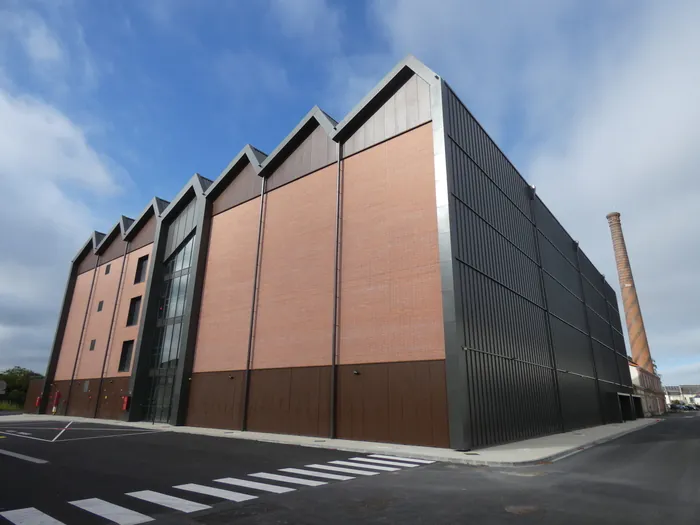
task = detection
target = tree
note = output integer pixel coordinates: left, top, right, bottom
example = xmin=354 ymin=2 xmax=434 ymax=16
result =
xmin=0 ymin=367 xmax=43 ymax=406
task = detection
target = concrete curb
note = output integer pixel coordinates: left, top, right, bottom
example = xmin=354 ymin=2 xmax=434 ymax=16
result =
xmin=461 ymin=419 xmax=663 ymax=467
xmin=8 ymin=413 xmax=660 ymax=467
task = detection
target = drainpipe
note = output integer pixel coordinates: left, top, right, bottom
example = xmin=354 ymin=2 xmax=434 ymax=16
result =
xmin=329 ymin=143 xmax=343 ymax=438
xmin=241 ymin=176 xmax=267 ymax=431
xmin=93 ymin=241 xmax=130 ymax=418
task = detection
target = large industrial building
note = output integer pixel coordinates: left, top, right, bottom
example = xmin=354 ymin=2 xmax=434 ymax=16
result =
xmin=29 ymin=56 xmax=637 ymax=450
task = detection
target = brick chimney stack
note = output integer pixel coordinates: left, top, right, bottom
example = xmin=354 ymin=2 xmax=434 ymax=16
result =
xmin=606 ymin=212 xmax=654 ymax=374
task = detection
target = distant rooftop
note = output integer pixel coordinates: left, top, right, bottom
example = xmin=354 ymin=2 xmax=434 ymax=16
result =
xmin=665 ymin=385 xmax=700 ymax=394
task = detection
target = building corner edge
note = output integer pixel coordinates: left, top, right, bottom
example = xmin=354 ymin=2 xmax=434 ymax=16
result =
xmin=432 ymin=78 xmax=472 ymax=450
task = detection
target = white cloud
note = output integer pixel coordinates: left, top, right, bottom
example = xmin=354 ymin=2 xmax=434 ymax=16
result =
xmin=360 ymin=0 xmax=700 ymax=381
xmin=0 ymin=6 xmax=121 ymax=372
xmin=0 ymin=89 xmax=121 ymax=372
xmin=0 ymin=9 xmax=64 ymax=66
xmin=217 ymin=51 xmax=291 ymax=99
xmin=267 ymin=0 xmax=343 ymax=51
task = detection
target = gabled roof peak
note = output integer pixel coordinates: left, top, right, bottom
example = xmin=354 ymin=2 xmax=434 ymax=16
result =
xmin=332 ymin=55 xmax=438 ymax=143
xmin=206 ymin=144 xmax=268 ymax=200
xmin=259 ymin=105 xmax=337 ymax=178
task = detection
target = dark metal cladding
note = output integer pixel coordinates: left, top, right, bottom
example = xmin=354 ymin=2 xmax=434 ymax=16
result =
xmin=442 ymin=82 xmax=630 ymax=447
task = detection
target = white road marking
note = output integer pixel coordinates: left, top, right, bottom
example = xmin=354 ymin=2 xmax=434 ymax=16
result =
xmin=368 ymin=454 xmax=435 ymax=464
xmin=0 ymin=449 xmax=48 ymax=464
xmin=17 ymin=432 xmax=32 ymax=436
xmin=52 ymin=421 xmax=72 ymax=442
xmin=127 ymin=490 xmax=211 ymax=513
xmin=249 ymin=473 xmax=327 ymax=487
xmin=54 ymin=430 xmax=167 ymax=443
xmin=70 ymin=498 xmax=154 ymax=525
xmin=329 ymin=460 xmax=399 ymax=472
xmin=305 ymin=464 xmax=378 ymax=476
xmin=349 ymin=457 xmax=419 ymax=467
xmin=214 ymin=477 xmax=295 ymax=494
xmin=174 ymin=483 xmax=257 ymax=502
xmin=1 ymin=507 xmax=65 ymax=525
xmin=279 ymin=468 xmax=353 ymax=481
xmin=0 ymin=431 xmax=52 ymax=442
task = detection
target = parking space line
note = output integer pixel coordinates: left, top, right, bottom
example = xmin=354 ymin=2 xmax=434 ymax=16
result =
xmin=349 ymin=457 xmax=420 ymax=467
xmin=368 ymin=454 xmax=435 ymax=464
xmin=0 ymin=449 xmax=48 ymax=464
xmin=279 ymin=468 xmax=353 ymax=481
xmin=214 ymin=477 xmax=296 ymax=494
xmin=249 ymin=473 xmax=327 ymax=487
xmin=127 ymin=490 xmax=211 ymax=513
xmin=51 ymin=421 xmax=72 ymax=442
xmin=0 ymin=507 xmax=65 ymax=525
xmin=70 ymin=498 xmax=154 ymax=525
xmin=329 ymin=460 xmax=399 ymax=472
xmin=305 ymin=464 xmax=378 ymax=476
xmin=0 ymin=431 xmax=52 ymax=442
xmin=174 ymin=484 xmax=257 ymax=502
xmin=54 ymin=430 xmax=168 ymax=442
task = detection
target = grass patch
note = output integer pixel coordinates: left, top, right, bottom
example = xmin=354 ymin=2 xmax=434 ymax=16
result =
xmin=0 ymin=401 xmax=21 ymax=411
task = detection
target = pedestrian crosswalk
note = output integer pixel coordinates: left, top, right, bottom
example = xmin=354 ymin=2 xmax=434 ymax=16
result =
xmin=0 ymin=454 xmax=434 ymax=524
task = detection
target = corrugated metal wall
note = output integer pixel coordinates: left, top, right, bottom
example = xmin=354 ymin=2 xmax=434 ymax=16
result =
xmin=443 ymin=85 xmax=632 ymax=447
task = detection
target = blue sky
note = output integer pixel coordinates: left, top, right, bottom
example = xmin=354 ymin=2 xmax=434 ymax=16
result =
xmin=1 ymin=0 xmax=699 ymax=385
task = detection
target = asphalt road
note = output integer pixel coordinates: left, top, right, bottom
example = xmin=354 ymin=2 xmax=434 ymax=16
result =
xmin=1 ymin=414 xmax=698 ymax=524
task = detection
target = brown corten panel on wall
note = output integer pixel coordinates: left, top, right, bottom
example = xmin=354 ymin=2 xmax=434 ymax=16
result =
xmin=253 ymin=165 xmax=336 ymax=369
xmin=246 ymin=367 xmax=330 ymax=437
xmin=45 ymin=380 xmax=71 ymax=414
xmin=23 ymin=378 xmax=44 ymax=413
xmin=194 ymin=200 xmax=260 ymax=373
xmin=212 ymin=163 xmax=261 ymax=215
xmin=66 ymin=378 xmax=99 ymax=418
xmin=105 ymin=243 xmax=152 ymax=377
xmin=95 ymin=376 xmax=131 ymax=420
xmin=343 ymin=73 xmax=432 ymax=158
xmin=128 ymin=214 xmax=157 ymax=253
xmin=336 ymin=360 xmax=449 ymax=447
xmin=186 ymin=371 xmax=245 ymax=429
xmin=75 ymin=257 xmax=125 ymax=380
xmin=54 ymin=270 xmax=96 ymax=381
xmin=265 ymin=124 xmax=337 ymax=192
xmin=339 ymin=123 xmax=444 ymax=365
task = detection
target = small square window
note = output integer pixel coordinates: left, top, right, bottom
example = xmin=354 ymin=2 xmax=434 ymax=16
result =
xmin=126 ymin=296 xmax=142 ymax=326
xmin=118 ymin=340 xmax=135 ymax=372
xmin=105 ymin=263 xmax=111 ymax=275
xmin=83 ymin=380 xmax=89 ymax=393
xmin=134 ymin=255 xmax=149 ymax=284
xmin=89 ymin=339 xmax=96 ymax=351
xmin=97 ymin=300 xmax=104 ymax=312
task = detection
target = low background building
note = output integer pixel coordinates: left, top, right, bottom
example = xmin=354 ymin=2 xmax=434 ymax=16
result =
xmin=628 ymin=363 xmax=665 ymax=416
xmin=664 ymin=385 xmax=700 ymax=406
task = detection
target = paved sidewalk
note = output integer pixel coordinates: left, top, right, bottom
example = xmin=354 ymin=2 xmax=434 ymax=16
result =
xmin=3 ymin=413 xmax=660 ymax=466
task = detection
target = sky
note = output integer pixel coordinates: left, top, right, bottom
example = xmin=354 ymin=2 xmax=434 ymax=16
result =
xmin=0 ymin=0 xmax=698 ymax=385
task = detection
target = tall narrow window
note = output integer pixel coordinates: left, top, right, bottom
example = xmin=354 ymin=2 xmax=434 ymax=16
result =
xmin=126 ymin=296 xmax=142 ymax=326
xmin=105 ymin=263 xmax=111 ymax=275
xmin=134 ymin=255 xmax=149 ymax=284
xmin=118 ymin=340 xmax=135 ymax=372
xmin=89 ymin=339 xmax=96 ymax=351
xmin=97 ymin=300 xmax=104 ymax=312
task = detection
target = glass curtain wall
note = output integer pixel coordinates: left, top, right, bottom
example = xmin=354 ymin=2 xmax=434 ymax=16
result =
xmin=144 ymin=234 xmax=196 ymax=422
